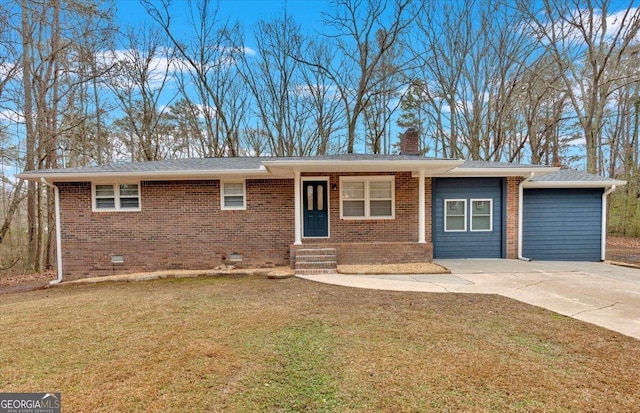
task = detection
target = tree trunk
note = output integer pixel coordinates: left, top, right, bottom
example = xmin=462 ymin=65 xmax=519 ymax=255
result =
xmin=44 ymin=0 xmax=61 ymax=270
xmin=21 ymin=0 xmax=38 ymax=271
xmin=0 ymin=180 xmax=25 ymax=244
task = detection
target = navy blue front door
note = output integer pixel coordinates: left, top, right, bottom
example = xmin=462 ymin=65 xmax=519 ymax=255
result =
xmin=303 ymin=181 xmax=328 ymax=237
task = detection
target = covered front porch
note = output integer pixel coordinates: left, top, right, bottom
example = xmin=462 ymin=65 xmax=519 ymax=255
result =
xmin=261 ymin=155 xmax=462 ymax=273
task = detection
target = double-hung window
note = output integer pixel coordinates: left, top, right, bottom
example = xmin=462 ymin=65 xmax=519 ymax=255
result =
xmin=470 ymin=199 xmax=492 ymax=231
xmin=340 ymin=176 xmax=394 ymax=219
xmin=221 ymin=181 xmax=246 ymax=210
xmin=93 ymin=183 xmax=141 ymax=211
xmin=444 ymin=198 xmax=493 ymax=232
xmin=444 ymin=199 xmax=467 ymax=231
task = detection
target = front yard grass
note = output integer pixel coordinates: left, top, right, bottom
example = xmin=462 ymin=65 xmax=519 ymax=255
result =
xmin=1 ymin=275 xmax=639 ymax=412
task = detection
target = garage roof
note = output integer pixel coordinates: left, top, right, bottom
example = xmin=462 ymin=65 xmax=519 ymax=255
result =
xmin=524 ymin=169 xmax=626 ymax=188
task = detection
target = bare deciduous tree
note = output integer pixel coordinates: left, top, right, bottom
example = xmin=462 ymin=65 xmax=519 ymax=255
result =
xmin=107 ymin=25 xmax=176 ymax=161
xmin=144 ymin=0 xmax=249 ymax=157
xmin=406 ymin=0 xmax=537 ymax=161
xmin=317 ymin=0 xmax=418 ymax=153
xmin=519 ymin=0 xmax=640 ymax=173
xmin=240 ymin=14 xmax=314 ymax=156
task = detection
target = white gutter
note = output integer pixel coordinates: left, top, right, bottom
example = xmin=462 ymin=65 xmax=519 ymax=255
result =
xmin=40 ymin=178 xmax=63 ymax=285
xmin=518 ymin=172 xmax=535 ymax=261
xmin=601 ymin=185 xmax=617 ymax=261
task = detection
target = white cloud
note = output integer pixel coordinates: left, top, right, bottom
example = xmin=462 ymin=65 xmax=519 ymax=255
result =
xmin=97 ymin=48 xmax=183 ymax=91
xmin=237 ymin=46 xmax=256 ymax=56
xmin=197 ymin=103 xmax=217 ymax=118
xmin=292 ymin=83 xmax=338 ymax=98
xmin=0 ymin=62 xmax=21 ymax=81
xmin=602 ymin=7 xmax=640 ymax=39
xmin=0 ymin=109 xmax=24 ymax=124
xmin=535 ymin=6 xmax=640 ymax=45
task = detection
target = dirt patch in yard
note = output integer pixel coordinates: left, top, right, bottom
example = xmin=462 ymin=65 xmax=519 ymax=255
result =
xmin=338 ymin=262 xmax=449 ymax=274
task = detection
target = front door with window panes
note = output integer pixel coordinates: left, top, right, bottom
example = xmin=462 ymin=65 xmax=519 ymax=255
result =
xmin=303 ymin=181 xmax=328 ymax=237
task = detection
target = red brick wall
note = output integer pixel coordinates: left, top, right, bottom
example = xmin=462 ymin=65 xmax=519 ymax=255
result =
xmin=56 ymin=179 xmax=294 ymax=280
xmin=291 ymin=242 xmax=432 ymax=266
xmin=302 ymin=172 xmax=432 ymax=244
xmin=57 ymin=172 xmax=435 ymax=279
xmin=506 ymin=176 xmax=522 ymax=259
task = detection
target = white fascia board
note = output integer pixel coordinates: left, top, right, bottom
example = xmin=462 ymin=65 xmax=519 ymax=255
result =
xmin=262 ymin=159 xmax=464 ymax=174
xmin=437 ymin=166 xmax=560 ymax=178
xmin=15 ymin=168 xmax=271 ymax=182
xmin=523 ymin=179 xmax=627 ymax=189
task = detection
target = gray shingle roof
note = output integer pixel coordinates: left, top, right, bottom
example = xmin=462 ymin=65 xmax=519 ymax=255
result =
xmin=21 ymin=157 xmax=262 ymax=175
xmin=530 ymin=169 xmax=622 ymax=183
xmin=16 ymin=155 xmax=625 ymax=188
xmin=460 ymin=160 xmax=554 ymax=169
xmin=20 ymin=154 xmax=452 ymax=176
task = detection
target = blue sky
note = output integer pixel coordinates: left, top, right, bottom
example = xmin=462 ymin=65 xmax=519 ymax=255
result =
xmin=115 ymin=0 xmax=328 ymax=43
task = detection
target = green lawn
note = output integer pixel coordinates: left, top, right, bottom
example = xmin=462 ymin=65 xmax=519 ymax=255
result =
xmin=1 ymin=275 xmax=639 ymax=412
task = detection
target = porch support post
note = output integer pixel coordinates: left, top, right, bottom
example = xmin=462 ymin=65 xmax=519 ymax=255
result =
xmin=294 ymin=170 xmax=302 ymax=245
xmin=418 ymin=170 xmax=426 ymax=243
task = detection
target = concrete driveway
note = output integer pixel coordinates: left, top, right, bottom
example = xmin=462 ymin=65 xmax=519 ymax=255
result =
xmin=297 ymin=259 xmax=640 ymax=340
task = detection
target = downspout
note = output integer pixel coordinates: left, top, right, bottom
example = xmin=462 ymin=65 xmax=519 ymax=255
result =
xmin=40 ymin=178 xmax=63 ymax=285
xmin=518 ymin=172 xmax=535 ymax=261
xmin=601 ymin=185 xmax=617 ymax=261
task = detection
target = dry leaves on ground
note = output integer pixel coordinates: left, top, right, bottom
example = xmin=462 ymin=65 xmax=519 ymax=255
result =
xmin=607 ymin=235 xmax=640 ymax=265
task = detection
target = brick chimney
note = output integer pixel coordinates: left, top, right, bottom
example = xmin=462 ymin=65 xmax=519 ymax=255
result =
xmin=399 ymin=127 xmax=420 ymax=156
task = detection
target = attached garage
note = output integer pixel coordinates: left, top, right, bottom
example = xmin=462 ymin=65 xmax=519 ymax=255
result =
xmin=431 ymin=167 xmax=625 ymax=262
xmin=432 ymin=177 xmax=505 ymax=259
xmin=522 ymin=188 xmax=603 ymax=261
xmin=520 ymin=169 xmax=625 ymax=262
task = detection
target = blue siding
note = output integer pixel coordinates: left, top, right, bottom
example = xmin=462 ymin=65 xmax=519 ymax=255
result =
xmin=523 ymin=188 xmax=603 ymax=261
xmin=432 ymin=178 xmax=504 ymax=259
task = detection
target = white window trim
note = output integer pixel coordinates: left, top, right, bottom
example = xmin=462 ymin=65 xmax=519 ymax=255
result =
xmin=92 ymin=183 xmax=141 ymax=212
xmin=221 ymin=180 xmax=246 ymax=210
xmin=339 ymin=176 xmax=395 ymax=220
xmin=470 ymin=198 xmax=493 ymax=232
xmin=444 ymin=199 xmax=467 ymax=232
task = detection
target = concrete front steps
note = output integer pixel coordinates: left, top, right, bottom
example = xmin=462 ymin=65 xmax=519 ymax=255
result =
xmin=294 ymin=248 xmax=337 ymax=275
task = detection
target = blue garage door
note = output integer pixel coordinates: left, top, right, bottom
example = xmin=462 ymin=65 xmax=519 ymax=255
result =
xmin=433 ymin=178 xmax=504 ymax=259
xmin=523 ymin=188 xmax=603 ymax=261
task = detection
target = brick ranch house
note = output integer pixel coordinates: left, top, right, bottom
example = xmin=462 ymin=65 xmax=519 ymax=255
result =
xmin=18 ymin=130 xmax=625 ymax=283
